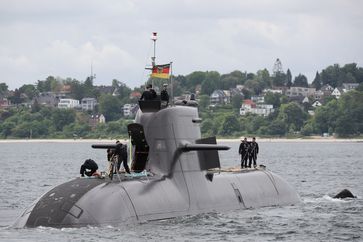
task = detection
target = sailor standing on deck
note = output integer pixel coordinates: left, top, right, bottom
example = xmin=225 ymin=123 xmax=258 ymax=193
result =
xmin=160 ymin=83 xmax=169 ymax=107
xmin=115 ymin=140 xmax=131 ymax=174
xmin=238 ymin=137 xmax=249 ymax=168
xmin=140 ymin=84 xmax=157 ymax=100
xmin=248 ymin=137 xmax=259 ymax=168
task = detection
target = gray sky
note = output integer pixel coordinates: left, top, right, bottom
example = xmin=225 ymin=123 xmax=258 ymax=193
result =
xmin=1 ymin=0 xmax=362 ymax=90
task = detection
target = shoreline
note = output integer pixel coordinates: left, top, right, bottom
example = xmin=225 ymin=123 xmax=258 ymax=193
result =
xmin=0 ymin=137 xmax=362 ymax=143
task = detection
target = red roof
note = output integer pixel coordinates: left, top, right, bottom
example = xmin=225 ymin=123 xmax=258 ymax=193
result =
xmin=130 ymin=91 xmax=141 ymax=98
xmin=243 ymin=99 xmax=256 ymax=108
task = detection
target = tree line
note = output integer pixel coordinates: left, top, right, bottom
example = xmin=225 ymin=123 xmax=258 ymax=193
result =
xmin=1 ymin=63 xmax=363 ymax=139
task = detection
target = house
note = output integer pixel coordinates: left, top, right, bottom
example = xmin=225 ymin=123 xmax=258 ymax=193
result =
xmin=331 ymin=87 xmax=344 ymax=99
xmin=321 ymin=84 xmax=334 ymax=96
xmin=302 ymin=97 xmax=309 ymax=104
xmin=0 ymin=98 xmax=10 ymax=109
xmin=223 ymin=90 xmax=231 ymax=104
xmin=313 ymin=90 xmax=324 ymax=100
xmin=123 ymin=104 xmax=139 ymax=117
xmin=210 ymin=90 xmax=228 ymax=105
xmin=285 ymin=86 xmax=316 ymax=98
xmin=240 ymin=99 xmax=256 ymax=115
xmin=229 ymin=87 xmax=244 ymax=98
xmin=129 ymin=91 xmax=142 ymax=100
xmin=312 ymin=100 xmax=322 ymax=108
xmin=58 ymin=98 xmax=80 ymax=109
xmin=240 ymin=100 xmax=274 ymax=116
xmin=263 ymin=88 xmax=283 ymax=94
xmin=251 ymin=95 xmax=265 ymax=104
xmin=34 ymin=92 xmax=59 ymax=107
xmin=89 ymin=114 xmax=106 ymax=128
xmin=342 ymin=83 xmax=359 ymax=92
xmin=81 ymin=98 xmax=97 ymax=111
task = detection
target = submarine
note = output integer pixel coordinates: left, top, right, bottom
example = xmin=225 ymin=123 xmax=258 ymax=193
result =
xmin=14 ymin=32 xmax=300 ymax=228
xmin=14 ymin=100 xmax=300 ymax=228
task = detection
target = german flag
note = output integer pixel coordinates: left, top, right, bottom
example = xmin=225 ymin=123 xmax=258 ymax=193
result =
xmin=151 ymin=64 xmax=170 ymax=79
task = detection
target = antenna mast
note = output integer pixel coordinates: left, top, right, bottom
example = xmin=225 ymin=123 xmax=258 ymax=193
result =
xmin=151 ymin=32 xmax=157 ymax=67
xmin=272 ymin=58 xmax=283 ymax=76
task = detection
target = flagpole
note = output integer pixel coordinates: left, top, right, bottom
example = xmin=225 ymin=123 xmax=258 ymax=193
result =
xmin=150 ymin=32 xmax=157 ymax=88
xmin=170 ymin=62 xmax=173 ymax=106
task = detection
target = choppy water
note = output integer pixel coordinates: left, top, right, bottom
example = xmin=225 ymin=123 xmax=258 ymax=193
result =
xmin=0 ymin=140 xmax=362 ymax=241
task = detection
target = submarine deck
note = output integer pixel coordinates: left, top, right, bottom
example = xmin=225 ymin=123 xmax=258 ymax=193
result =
xmin=83 ymin=165 xmax=266 ymax=182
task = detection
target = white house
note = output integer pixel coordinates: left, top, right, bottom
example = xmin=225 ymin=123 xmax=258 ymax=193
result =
xmin=58 ymin=98 xmax=79 ymax=109
xmin=251 ymin=95 xmax=265 ymax=104
xmin=123 ymin=104 xmax=138 ymax=117
xmin=240 ymin=99 xmax=274 ymax=117
xmin=312 ymin=100 xmax=322 ymax=108
xmin=210 ymin=90 xmax=228 ymax=105
xmin=331 ymin=87 xmax=344 ymax=99
xmin=89 ymin=114 xmax=106 ymax=128
xmin=285 ymin=86 xmax=316 ymax=98
xmin=81 ymin=98 xmax=97 ymax=111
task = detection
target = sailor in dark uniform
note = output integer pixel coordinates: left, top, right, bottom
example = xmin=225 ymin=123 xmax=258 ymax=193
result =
xmin=238 ymin=137 xmax=249 ymax=168
xmin=80 ymin=159 xmax=99 ymax=177
xmin=140 ymin=84 xmax=157 ymax=100
xmin=160 ymin=83 xmax=169 ymax=107
xmin=115 ymin=140 xmax=131 ymax=174
xmin=248 ymin=137 xmax=259 ymax=168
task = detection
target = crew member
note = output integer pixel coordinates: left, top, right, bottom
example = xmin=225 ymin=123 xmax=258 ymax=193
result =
xmin=140 ymin=84 xmax=157 ymax=100
xmin=160 ymin=83 xmax=169 ymax=106
xmin=238 ymin=137 xmax=249 ymax=168
xmin=80 ymin=159 xmax=101 ymax=177
xmin=107 ymin=148 xmax=116 ymax=176
xmin=115 ymin=140 xmax=131 ymax=174
xmin=248 ymin=137 xmax=259 ymax=168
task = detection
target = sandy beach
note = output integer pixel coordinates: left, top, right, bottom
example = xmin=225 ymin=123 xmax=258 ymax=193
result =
xmin=0 ymin=137 xmax=362 ymax=143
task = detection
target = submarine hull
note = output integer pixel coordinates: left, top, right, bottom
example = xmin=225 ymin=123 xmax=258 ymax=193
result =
xmin=14 ymin=169 xmax=299 ymax=228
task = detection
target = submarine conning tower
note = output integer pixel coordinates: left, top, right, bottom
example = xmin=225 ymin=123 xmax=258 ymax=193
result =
xmin=134 ymin=100 xmax=210 ymax=175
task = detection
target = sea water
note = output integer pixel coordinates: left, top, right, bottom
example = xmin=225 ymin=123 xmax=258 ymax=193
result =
xmin=0 ymin=141 xmax=362 ymax=241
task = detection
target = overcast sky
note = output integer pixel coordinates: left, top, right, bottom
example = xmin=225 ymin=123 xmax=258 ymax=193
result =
xmin=1 ymin=0 xmax=362 ymax=90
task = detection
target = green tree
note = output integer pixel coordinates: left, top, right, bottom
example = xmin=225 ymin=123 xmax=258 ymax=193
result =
xmin=267 ymin=119 xmax=287 ymax=136
xmin=272 ymin=72 xmax=286 ymax=87
xmin=69 ymin=79 xmax=84 ymax=100
xmin=0 ymin=83 xmax=8 ymax=95
xmin=311 ymin=71 xmax=322 ymax=90
xmin=335 ymin=90 xmax=363 ymax=136
xmin=201 ymin=119 xmax=217 ymax=136
xmin=313 ymin=99 xmax=339 ymax=134
xmin=293 ymin=74 xmax=308 ymax=87
xmin=278 ymin=102 xmax=308 ymax=130
xmin=185 ymin=71 xmax=206 ymax=92
xmin=19 ymin=84 xmax=38 ymax=100
xmin=220 ymin=114 xmax=239 ymax=136
xmin=264 ymin=92 xmax=281 ymax=108
xmin=286 ymin=69 xmax=292 ymax=88
xmin=320 ymin=64 xmax=340 ymax=87
xmin=98 ymin=94 xmax=122 ymax=121
xmin=201 ymin=71 xmax=221 ymax=95
xmin=51 ymin=109 xmax=76 ymax=131
xmin=0 ymin=121 xmax=15 ymax=138
xmin=7 ymin=89 xmax=23 ymax=105
xmin=301 ymin=119 xmax=315 ymax=136
xmin=198 ymin=95 xmax=210 ymax=111
xmin=231 ymin=94 xmax=243 ymax=110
